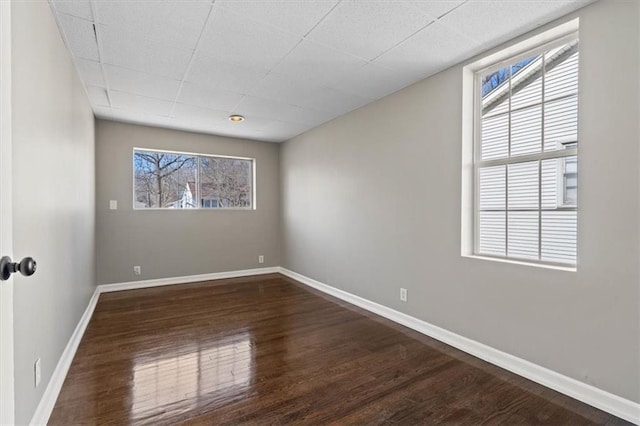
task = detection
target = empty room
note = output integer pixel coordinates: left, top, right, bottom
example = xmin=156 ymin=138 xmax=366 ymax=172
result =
xmin=0 ymin=0 xmax=638 ymax=424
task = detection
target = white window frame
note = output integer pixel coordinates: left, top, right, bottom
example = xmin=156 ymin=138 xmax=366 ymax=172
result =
xmin=461 ymin=20 xmax=579 ymax=271
xmin=132 ymin=147 xmax=257 ymax=211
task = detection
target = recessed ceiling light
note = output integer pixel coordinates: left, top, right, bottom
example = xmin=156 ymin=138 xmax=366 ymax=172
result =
xmin=229 ymin=114 xmax=244 ymax=122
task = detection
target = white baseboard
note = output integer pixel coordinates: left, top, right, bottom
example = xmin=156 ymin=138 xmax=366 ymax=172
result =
xmin=30 ymin=287 xmax=100 ymax=426
xmin=29 ymin=266 xmax=279 ymax=425
xmin=278 ymin=267 xmax=640 ymax=425
xmin=98 ymin=267 xmax=280 ymax=293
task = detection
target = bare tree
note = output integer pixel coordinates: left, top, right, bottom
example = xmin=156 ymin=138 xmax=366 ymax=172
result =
xmin=200 ymin=157 xmax=252 ymax=208
xmin=134 ymin=152 xmax=196 ymax=208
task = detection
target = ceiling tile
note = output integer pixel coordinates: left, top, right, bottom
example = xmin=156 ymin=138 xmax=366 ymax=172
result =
xmin=92 ymin=105 xmax=113 ymax=119
xmin=94 ymin=0 xmax=212 ymax=51
xmin=186 ymin=55 xmax=268 ymax=94
xmin=328 ymin=63 xmax=421 ymax=99
xmin=86 ymin=86 xmax=109 ymax=107
xmin=110 ymin=108 xmax=177 ymax=129
xmin=439 ymin=0 xmax=587 ymax=49
xmin=172 ymin=103 xmax=230 ymax=124
xmin=58 ymin=13 xmax=99 ymax=61
xmin=272 ymin=40 xmax=368 ymax=88
xmin=109 ymin=91 xmax=174 ymax=117
xmin=374 ymin=21 xmax=482 ymax=79
xmin=215 ymin=0 xmax=340 ymax=37
xmin=198 ymin=7 xmax=301 ymax=70
xmin=249 ymin=71 xmax=370 ymax=115
xmin=53 ymin=0 xmax=595 ymax=142
xmin=307 ymin=0 xmax=433 ymax=60
xmin=100 ymin=26 xmax=192 ymax=80
xmin=51 ymin=0 xmax=93 ymax=21
xmin=75 ymin=59 xmax=105 ymax=87
xmin=403 ymin=0 xmax=466 ymax=19
xmin=104 ymin=65 xmax=181 ymax=101
xmin=177 ymin=82 xmax=244 ymax=112
xmin=235 ymin=96 xmax=334 ymax=126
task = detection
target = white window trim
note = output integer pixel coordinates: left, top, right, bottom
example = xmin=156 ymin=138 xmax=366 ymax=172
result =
xmin=132 ymin=147 xmax=257 ymax=211
xmin=461 ymin=19 xmax=579 ymax=271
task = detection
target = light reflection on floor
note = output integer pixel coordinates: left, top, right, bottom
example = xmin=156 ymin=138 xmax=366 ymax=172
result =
xmin=131 ymin=332 xmax=253 ymax=419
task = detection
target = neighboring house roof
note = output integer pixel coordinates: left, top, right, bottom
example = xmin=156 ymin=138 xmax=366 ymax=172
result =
xmin=482 ymin=40 xmax=578 ymax=113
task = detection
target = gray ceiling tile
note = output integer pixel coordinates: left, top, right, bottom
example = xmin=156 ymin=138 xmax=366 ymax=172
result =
xmin=54 ymin=0 xmax=594 ymax=142
xmin=328 ymin=63 xmax=421 ymax=100
xmin=272 ymin=40 xmax=368 ymax=88
xmin=374 ymin=21 xmax=482 ymax=78
xmin=172 ymin=103 xmax=230 ymax=124
xmin=94 ymin=0 xmax=212 ymax=51
xmin=75 ymin=59 xmax=105 ymax=87
xmin=215 ymin=0 xmax=340 ymax=37
xmin=58 ymin=13 xmax=99 ymax=61
xmin=235 ymin=96 xmax=335 ymax=126
xmin=86 ymin=86 xmax=109 ymax=107
xmin=109 ymin=91 xmax=174 ymax=117
xmin=439 ymin=0 xmax=590 ymax=49
xmin=186 ymin=55 xmax=269 ymax=94
xmin=110 ymin=108 xmax=178 ymax=129
xmin=198 ymin=7 xmax=301 ymax=70
xmin=92 ymin=105 xmax=113 ymax=119
xmin=249 ymin=71 xmax=371 ymax=115
xmin=51 ymin=0 xmax=93 ymax=21
xmin=104 ymin=65 xmax=181 ymax=101
xmin=403 ymin=0 xmax=466 ymax=19
xmin=307 ymin=0 xmax=433 ymax=60
xmin=177 ymin=82 xmax=245 ymax=112
xmin=100 ymin=26 xmax=192 ymax=80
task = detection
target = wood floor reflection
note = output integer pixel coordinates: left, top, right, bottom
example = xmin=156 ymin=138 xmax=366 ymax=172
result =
xmin=49 ymin=274 xmax=629 ymax=425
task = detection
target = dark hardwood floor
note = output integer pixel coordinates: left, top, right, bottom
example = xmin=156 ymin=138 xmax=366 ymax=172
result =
xmin=49 ymin=274 xmax=630 ymax=425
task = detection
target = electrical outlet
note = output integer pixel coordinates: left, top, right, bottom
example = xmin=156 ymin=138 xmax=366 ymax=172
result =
xmin=400 ymin=288 xmax=408 ymax=302
xmin=109 ymin=200 xmax=118 ymax=210
xmin=34 ymin=358 xmax=41 ymax=388
xmin=134 ymin=266 xmax=141 ymax=276
xmin=258 ymin=255 xmax=264 ymax=264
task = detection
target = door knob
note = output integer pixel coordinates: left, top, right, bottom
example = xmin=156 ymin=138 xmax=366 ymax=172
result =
xmin=0 ymin=256 xmax=37 ymax=281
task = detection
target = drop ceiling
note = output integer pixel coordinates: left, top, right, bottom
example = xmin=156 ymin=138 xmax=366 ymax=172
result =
xmin=51 ymin=0 xmax=594 ymax=143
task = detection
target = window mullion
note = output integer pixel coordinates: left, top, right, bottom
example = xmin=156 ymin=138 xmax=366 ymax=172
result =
xmin=196 ymin=156 xmax=201 ymax=209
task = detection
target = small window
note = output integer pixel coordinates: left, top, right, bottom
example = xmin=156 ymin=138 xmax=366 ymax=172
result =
xmin=134 ymin=149 xmax=254 ymax=210
xmin=473 ymin=35 xmax=579 ymax=266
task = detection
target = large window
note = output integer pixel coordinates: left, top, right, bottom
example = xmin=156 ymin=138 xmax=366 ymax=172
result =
xmin=134 ymin=149 xmax=254 ymax=210
xmin=474 ymin=35 xmax=579 ymax=266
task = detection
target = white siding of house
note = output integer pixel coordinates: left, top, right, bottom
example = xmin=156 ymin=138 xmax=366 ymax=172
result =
xmin=478 ymin=44 xmax=579 ymax=264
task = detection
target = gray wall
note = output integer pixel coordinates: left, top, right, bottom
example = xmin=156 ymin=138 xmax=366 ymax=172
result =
xmin=11 ymin=1 xmax=96 ymax=423
xmin=95 ymin=120 xmax=280 ymax=285
xmin=280 ymin=0 xmax=639 ymax=404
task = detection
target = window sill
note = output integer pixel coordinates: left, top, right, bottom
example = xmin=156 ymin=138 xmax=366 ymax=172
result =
xmin=462 ymin=254 xmax=576 ymax=272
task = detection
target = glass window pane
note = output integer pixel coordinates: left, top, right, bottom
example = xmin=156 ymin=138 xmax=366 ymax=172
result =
xmin=508 ymin=161 xmax=539 ymax=210
xmin=508 ymin=211 xmax=539 ymax=260
xmin=544 ymin=96 xmax=578 ymax=151
xmin=479 ymin=165 xmax=505 ymax=211
xmin=481 ymin=114 xmax=509 ymax=160
xmin=510 ymin=55 xmax=541 ymax=110
xmin=482 ymin=66 xmax=510 ymax=117
xmin=542 ymin=211 xmax=577 ymax=264
xmin=479 ymin=211 xmax=506 ymax=256
xmin=134 ymin=150 xmax=197 ymax=209
xmin=545 ymin=45 xmax=578 ymax=101
xmin=199 ymin=157 xmax=253 ymax=209
xmin=541 ymin=156 xmax=577 ymax=208
xmin=511 ymin=105 xmax=542 ymax=156
xmin=541 ymin=158 xmax=559 ymax=209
